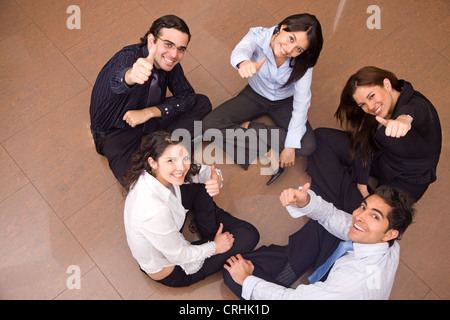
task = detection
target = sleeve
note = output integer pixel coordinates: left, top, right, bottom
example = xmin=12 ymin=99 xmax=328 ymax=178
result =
xmin=138 ymin=205 xmax=216 ymax=266
xmin=155 ymin=64 xmax=196 ymax=122
xmin=286 ymin=189 xmax=352 ymax=240
xmin=230 ymin=27 xmax=261 ymax=69
xmin=109 ymin=49 xmax=141 ymax=95
xmin=242 ymin=273 xmax=361 ymax=300
xmin=190 ymin=164 xmax=222 ymax=185
xmin=395 ymin=102 xmax=427 ymax=127
xmin=284 ymin=68 xmax=313 ymax=149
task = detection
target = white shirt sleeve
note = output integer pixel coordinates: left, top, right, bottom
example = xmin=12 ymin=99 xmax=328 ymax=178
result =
xmin=286 ymin=189 xmax=352 ymax=240
xmin=284 ymin=68 xmax=313 ymax=149
xmin=230 ymin=27 xmax=262 ymax=69
xmin=137 ymin=203 xmax=216 ymax=270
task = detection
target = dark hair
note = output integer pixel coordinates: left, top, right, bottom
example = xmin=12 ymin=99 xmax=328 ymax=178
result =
xmin=277 ymin=13 xmax=323 ymax=87
xmin=372 ymin=185 xmax=415 ymax=247
xmin=121 ymin=131 xmax=199 ymax=193
xmin=335 ymin=66 xmax=402 ymax=165
xmin=140 ymin=15 xmax=191 ymax=45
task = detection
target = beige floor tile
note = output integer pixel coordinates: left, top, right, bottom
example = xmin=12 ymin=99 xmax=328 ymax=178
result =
xmin=3 ymin=89 xmax=116 ymax=221
xmin=380 ymin=0 xmax=450 ymax=53
xmin=0 ymin=145 xmax=29 ymax=202
xmin=55 ymin=267 xmax=122 ymax=300
xmin=16 ymin=0 xmax=141 ymax=52
xmin=390 ymin=260 xmax=430 ymax=300
xmin=137 ymin=0 xmax=221 ymax=23
xmin=0 ymin=23 xmax=89 ymax=142
xmin=187 ymin=0 xmax=277 ymax=95
xmin=0 ymin=184 xmax=95 ymax=299
xmin=65 ymin=184 xmax=157 ymax=300
xmin=185 ymin=65 xmax=234 ymax=109
xmin=0 ymin=0 xmax=32 ymax=41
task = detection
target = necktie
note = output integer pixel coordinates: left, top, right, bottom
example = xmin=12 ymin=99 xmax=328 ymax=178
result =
xmin=147 ymin=69 xmax=161 ymax=107
xmin=308 ymin=240 xmax=353 ymax=284
xmin=143 ymin=69 xmax=162 ymax=133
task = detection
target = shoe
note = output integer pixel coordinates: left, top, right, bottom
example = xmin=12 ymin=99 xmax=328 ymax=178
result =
xmin=266 ymin=167 xmax=285 ymax=186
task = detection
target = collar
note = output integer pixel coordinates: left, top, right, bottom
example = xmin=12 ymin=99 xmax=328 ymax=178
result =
xmin=141 ymin=172 xmax=173 ymax=202
xmin=352 ymin=242 xmax=390 ymax=259
xmin=258 ymin=26 xmax=292 ymax=69
xmin=392 ymin=80 xmax=413 ymax=113
xmin=259 ymin=26 xmax=276 ymax=57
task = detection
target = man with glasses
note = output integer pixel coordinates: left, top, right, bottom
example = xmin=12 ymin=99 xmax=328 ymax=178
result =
xmin=90 ymin=15 xmax=211 ymax=182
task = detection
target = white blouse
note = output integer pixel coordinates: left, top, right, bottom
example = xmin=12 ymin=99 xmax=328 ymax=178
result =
xmin=123 ymin=165 xmax=219 ymax=275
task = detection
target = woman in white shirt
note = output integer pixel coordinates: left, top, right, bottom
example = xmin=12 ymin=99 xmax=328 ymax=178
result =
xmin=122 ymin=131 xmax=259 ymax=287
xmin=202 ymin=14 xmax=323 ymax=185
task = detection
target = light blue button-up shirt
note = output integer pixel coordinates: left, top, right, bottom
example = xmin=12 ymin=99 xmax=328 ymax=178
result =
xmin=230 ymin=26 xmax=313 ymax=149
xmin=242 ymin=190 xmax=400 ymax=300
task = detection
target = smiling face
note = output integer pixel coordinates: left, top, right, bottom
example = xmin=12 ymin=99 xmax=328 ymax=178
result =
xmin=348 ymin=194 xmax=399 ymax=245
xmin=352 ymin=79 xmax=397 ymax=119
xmin=148 ymin=27 xmax=189 ymax=71
xmin=271 ymin=25 xmax=309 ymax=59
xmin=148 ymin=144 xmax=191 ymax=187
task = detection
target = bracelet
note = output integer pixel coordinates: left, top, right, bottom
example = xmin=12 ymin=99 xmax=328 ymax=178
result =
xmin=215 ymin=169 xmax=224 ymax=188
xmin=403 ymin=114 xmax=414 ymax=123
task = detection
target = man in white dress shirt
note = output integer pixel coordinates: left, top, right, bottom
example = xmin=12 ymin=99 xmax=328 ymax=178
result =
xmin=223 ymin=183 xmax=415 ymax=300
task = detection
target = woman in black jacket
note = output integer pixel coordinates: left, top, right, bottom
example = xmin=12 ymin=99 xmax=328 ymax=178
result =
xmin=307 ymin=66 xmax=442 ymax=212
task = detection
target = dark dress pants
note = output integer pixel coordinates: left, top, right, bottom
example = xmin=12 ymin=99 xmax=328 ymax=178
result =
xmin=307 ymin=127 xmax=427 ymax=213
xmin=92 ymin=94 xmax=212 ymax=182
xmin=306 ymin=127 xmax=365 ymax=212
xmin=202 ymin=85 xmax=316 ymax=169
xmin=222 ymin=219 xmax=341 ymax=299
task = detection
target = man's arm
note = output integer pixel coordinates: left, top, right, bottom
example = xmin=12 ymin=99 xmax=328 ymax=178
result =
xmin=281 ymin=183 xmax=352 ymax=241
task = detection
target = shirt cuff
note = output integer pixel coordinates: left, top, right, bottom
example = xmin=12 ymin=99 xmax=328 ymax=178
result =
xmin=286 ymin=188 xmax=319 ymax=219
xmin=242 ymin=275 xmax=263 ymax=300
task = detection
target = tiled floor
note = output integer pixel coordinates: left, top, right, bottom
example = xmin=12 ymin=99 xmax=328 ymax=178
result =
xmin=0 ymin=0 xmax=448 ymax=300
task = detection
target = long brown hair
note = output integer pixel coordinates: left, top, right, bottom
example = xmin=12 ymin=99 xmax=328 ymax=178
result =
xmin=121 ymin=131 xmax=200 ymax=193
xmin=335 ymin=66 xmax=402 ymax=165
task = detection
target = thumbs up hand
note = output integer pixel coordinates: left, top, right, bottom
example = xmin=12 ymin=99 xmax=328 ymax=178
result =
xmin=205 ymin=165 xmax=222 ymax=197
xmin=375 ymin=115 xmax=412 ymax=138
xmin=213 ymin=223 xmax=234 ymax=255
xmin=237 ymin=57 xmax=266 ymax=78
xmin=280 ymin=182 xmax=311 ymax=208
xmin=125 ymin=37 xmax=158 ymax=86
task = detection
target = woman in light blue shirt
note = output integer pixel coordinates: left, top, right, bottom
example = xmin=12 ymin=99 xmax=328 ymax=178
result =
xmin=202 ymin=14 xmax=323 ymax=185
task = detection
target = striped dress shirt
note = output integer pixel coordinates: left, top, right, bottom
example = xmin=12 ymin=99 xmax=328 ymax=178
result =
xmin=90 ymin=44 xmax=195 ymax=132
xmin=242 ymin=190 xmax=400 ymax=300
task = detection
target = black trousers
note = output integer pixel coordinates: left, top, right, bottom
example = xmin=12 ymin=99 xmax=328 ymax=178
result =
xmin=222 ymin=219 xmax=340 ymax=299
xmin=92 ymin=94 xmax=212 ymax=181
xmin=307 ymin=128 xmax=427 ymax=213
xmin=202 ymin=85 xmax=316 ymax=169
xmin=153 ymin=183 xmax=260 ymax=287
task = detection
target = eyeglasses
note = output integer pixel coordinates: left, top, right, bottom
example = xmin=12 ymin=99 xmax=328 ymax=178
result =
xmin=155 ymin=35 xmax=187 ymax=54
